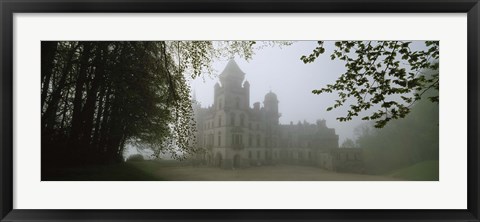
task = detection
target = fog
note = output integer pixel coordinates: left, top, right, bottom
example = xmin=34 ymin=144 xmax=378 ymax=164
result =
xmin=40 ymin=41 xmax=438 ymax=181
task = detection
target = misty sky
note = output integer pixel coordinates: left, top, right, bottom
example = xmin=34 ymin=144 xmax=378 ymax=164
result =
xmin=189 ymin=41 xmax=428 ymax=144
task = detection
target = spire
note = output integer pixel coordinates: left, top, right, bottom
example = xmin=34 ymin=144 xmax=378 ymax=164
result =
xmin=220 ymin=59 xmax=245 ymax=79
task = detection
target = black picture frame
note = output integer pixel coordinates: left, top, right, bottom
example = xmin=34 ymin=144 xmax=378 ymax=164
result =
xmin=1 ymin=0 xmax=479 ymax=221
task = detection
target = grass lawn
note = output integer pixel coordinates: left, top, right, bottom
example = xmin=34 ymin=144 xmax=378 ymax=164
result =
xmin=146 ymin=164 xmax=400 ymax=181
xmin=388 ymin=160 xmax=439 ymax=181
xmin=43 ymin=160 xmax=400 ymax=181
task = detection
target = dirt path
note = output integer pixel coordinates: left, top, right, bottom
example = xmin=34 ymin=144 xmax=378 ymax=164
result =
xmin=149 ymin=165 xmax=399 ymax=181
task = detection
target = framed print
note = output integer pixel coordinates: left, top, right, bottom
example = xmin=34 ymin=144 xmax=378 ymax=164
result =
xmin=1 ymin=0 xmax=479 ymax=221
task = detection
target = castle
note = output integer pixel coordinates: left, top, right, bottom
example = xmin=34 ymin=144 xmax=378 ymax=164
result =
xmin=193 ymin=59 xmax=363 ymax=172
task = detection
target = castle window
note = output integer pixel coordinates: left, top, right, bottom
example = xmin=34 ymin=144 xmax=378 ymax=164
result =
xmin=231 ymin=113 xmax=236 ymax=126
xmin=232 ymin=134 xmax=243 ymax=145
xmin=256 ymin=134 xmax=261 ymax=147
xmin=248 ymin=135 xmax=252 ymax=147
xmin=219 ymin=99 xmax=222 ymax=109
xmin=217 ymin=131 xmax=221 ymax=147
xmin=208 ymin=133 xmax=214 ymax=146
xmin=218 ymin=115 xmax=221 ymax=127
xmin=240 ymin=114 xmax=245 ymax=127
xmin=248 ymin=151 xmax=252 ymax=159
xmin=235 ymin=97 xmax=240 ymax=109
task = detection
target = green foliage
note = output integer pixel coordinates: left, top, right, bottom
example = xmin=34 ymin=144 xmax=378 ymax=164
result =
xmin=301 ymin=41 xmax=439 ymax=128
xmin=41 ymin=41 xmax=291 ymax=166
xmin=42 ymin=42 xmax=192 ymax=164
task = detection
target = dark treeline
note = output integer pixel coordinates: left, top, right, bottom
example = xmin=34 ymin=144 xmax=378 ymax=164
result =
xmin=41 ymin=41 xmax=193 ymax=168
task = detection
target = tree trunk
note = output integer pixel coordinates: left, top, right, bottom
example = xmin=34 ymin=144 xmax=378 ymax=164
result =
xmin=91 ymin=84 xmax=107 ymax=150
xmin=42 ymin=43 xmax=78 ymax=133
xmin=68 ymin=42 xmax=93 ymax=151
xmin=41 ymin=41 xmax=58 ymax=111
xmin=81 ymin=43 xmax=107 ymax=150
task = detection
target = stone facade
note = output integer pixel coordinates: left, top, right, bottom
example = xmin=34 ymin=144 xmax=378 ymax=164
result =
xmin=193 ymin=59 xmax=363 ymax=171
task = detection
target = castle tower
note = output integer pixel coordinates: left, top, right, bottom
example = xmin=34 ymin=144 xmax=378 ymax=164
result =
xmin=264 ymin=91 xmax=280 ymax=125
xmin=263 ymin=91 xmax=280 ymax=162
xmin=212 ymin=59 xmax=250 ymax=168
xmin=219 ymin=59 xmax=245 ymax=90
xmin=215 ymin=59 xmax=249 ymax=111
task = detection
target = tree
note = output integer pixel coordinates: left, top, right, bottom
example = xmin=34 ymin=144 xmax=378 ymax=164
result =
xmin=41 ymin=41 xmax=282 ymax=166
xmin=301 ymin=41 xmax=439 ymax=128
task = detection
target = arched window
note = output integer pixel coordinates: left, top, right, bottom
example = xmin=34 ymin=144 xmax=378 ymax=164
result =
xmin=218 ymin=115 xmax=221 ymax=127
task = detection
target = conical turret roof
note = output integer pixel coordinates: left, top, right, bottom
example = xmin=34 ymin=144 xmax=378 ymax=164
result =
xmin=220 ymin=59 xmax=245 ymax=79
